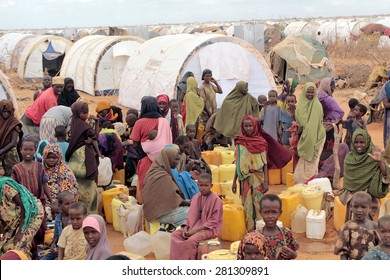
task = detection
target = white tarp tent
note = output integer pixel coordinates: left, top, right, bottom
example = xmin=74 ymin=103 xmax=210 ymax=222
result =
xmin=60 ymin=35 xmax=144 ymax=96
xmin=0 ymin=69 xmax=19 ymax=117
xmin=284 ymin=21 xmax=320 ymax=38
xmin=119 ymin=34 xmax=276 ymax=110
xmin=316 ymin=19 xmax=370 ymax=45
xmin=17 ymin=35 xmax=72 ymax=79
xmin=0 ymin=33 xmax=35 ymax=70
xmin=378 ymin=36 xmax=390 ymax=49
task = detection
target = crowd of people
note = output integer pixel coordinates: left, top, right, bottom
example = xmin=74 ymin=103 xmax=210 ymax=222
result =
xmin=0 ymin=70 xmax=390 ymax=260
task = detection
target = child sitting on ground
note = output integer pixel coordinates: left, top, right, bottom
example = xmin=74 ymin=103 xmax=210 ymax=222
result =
xmin=334 ymin=191 xmax=379 ymax=260
xmin=259 ymin=194 xmax=299 ymax=260
xmin=261 ymin=90 xmax=282 ymax=141
xmin=362 ymin=215 xmax=390 ymax=260
xmin=40 ymin=191 xmax=74 ymax=260
xmin=237 ymin=231 xmax=268 ymax=260
xmin=57 ymin=201 xmax=88 ymax=260
xmin=54 ymin=125 xmax=69 ymax=162
xmin=281 ymin=94 xmax=296 ymax=149
xmin=170 ymin=173 xmax=223 ymax=260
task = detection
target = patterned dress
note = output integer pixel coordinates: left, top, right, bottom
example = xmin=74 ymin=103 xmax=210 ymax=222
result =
xmin=334 ymin=221 xmax=379 ymax=260
xmin=260 ymin=226 xmax=299 ymax=260
xmin=361 ymin=245 xmax=390 ymax=260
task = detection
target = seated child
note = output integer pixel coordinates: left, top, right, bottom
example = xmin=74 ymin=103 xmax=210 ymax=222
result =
xmin=175 ymin=135 xmax=210 ymax=174
xmin=57 ymin=201 xmax=88 ymax=260
xmin=54 ymin=125 xmax=69 ymax=162
xmin=362 ymin=215 xmax=390 ymax=260
xmin=40 ymin=191 xmax=74 ymax=260
xmin=170 ymin=173 xmax=223 ymax=260
xmin=259 ymin=194 xmax=299 ymax=260
xmin=82 ymin=214 xmax=113 ymax=260
xmin=237 ymin=231 xmax=268 ymax=260
xmin=148 ymin=129 xmax=158 ymax=140
xmin=343 ymin=98 xmax=359 ymax=148
xmin=334 ymin=191 xmax=379 ymax=260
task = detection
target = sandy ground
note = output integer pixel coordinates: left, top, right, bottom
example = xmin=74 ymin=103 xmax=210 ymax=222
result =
xmin=8 ymin=74 xmax=384 ymax=260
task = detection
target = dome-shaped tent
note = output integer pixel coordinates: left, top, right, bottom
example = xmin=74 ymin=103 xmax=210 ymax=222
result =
xmin=17 ymin=35 xmax=72 ymax=79
xmin=316 ymin=20 xmax=370 ymax=45
xmin=0 ymin=33 xmax=35 ymax=70
xmin=119 ymin=34 xmax=276 ymax=109
xmin=0 ymin=69 xmax=19 ymax=117
xmin=60 ymin=35 xmax=144 ymax=96
xmin=284 ymin=21 xmax=319 ymax=38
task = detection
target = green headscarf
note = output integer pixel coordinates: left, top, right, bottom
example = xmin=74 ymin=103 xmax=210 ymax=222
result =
xmin=295 ymin=82 xmax=325 ymax=161
xmin=214 ymin=81 xmax=259 ymax=137
xmin=183 ymin=77 xmax=204 ymax=126
xmin=343 ymin=129 xmax=389 ymax=198
xmin=288 ymin=78 xmax=297 ymax=92
xmin=0 ymin=177 xmax=39 ymax=232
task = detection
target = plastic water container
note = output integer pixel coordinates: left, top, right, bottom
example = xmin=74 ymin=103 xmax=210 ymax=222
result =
xmin=111 ymin=195 xmax=137 ymax=231
xmin=286 ymin=172 xmax=294 ymax=188
xmin=268 ymin=169 xmax=281 ymax=185
xmin=230 ymin=241 xmax=241 ymax=254
xmin=220 ymin=150 xmax=235 ymax=165
xmin=380 ymin=192 xmax=390 ymax=205
xmin=213 ymin=146 xmax=230 ymax=152
xmin=281 ymin=160 xmax=293 ymax=184
xmin=201 ymin=151 xmax=212 ymax=165
xmin=220 ymin=181 xmax=242 ymax=205
xmin=209 ymin=165 xmax=219 ymax=183
xmin=219 ymin=164 xmax=236 ymax=182
xmin=286 ymin=184 xmax=307 ymax=194
xmin=151 ymin=231 xmax=171 ymax=260
xmin=221 ymin=196 xmax=234 ymax=205
xmin=202 ymin=249 xmax=237 ymax=260
xmin=115 ymin=251 xmax=145 ymax=260
xmin=197 ymin=240 xmax=223 ymax=260
xmin=211 ymin=182 xmax=222 ymax=196
xmin=291 ymin=204 xmax=308 ymax=233
xmin=210 ymin=151 xmax=222 ymax=166
xmin=220 ymin=205 xmax=246 ymax=241
xmin=306 ymin=210 xmax=326 ymax=239
xmin=308 ymin=178 xmax=332 ymax=193
xmin=256 ymin=220 xmax=283 ymax=231
xmin=379 ymin=198 xmax=390 ymax=218
xmin=278 ymin=192 xmax=301 ymax=228
xmin=102 ymin=186 xmax=128 ymax=223
xmin=44 ymin=229 xmax=54 ymax=244
xmin=301 ymin=185 xmax=324 ymax=210
xmin=123 ymin=231 xmax=152 ymax=257
xmin=333 ymin=196 xmax=347 ymax=231
xmin=113 ymin=168 xmax=125 ymax=185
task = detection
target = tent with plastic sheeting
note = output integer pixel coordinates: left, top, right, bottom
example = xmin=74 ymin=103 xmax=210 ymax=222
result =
xmin=284 ymin=21 xmax=319 ymax=38
xmin=60 ymin=35 xmax=144 ymax=96
xmin=17 ymin=35 xmax=72 ymax=79
xmin=0 ymin=69 xmax=19 ymax=117
xmin=269 ymin=35 xmax=334 ymax=84
xmin=316 ymin=19 xmax=370 ymax=46
xmin=0 ymin=33 xmax=35 ymax=71
xmin=119 ymin=34 xmax=276 ymax=110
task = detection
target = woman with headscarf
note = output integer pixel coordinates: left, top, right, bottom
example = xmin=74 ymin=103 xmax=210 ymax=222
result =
xmin=277 ymin=78 xmax=297 ymax=109
xmin=57 ymin=77 xmax=80 ymax=107
xmin=142 ymin=147 xmax=190 ymax=228
xmin=198 ymin=69 xmax=223 ymax=126
xmin=379 ymin=81 xmax=390 ymax=147
xmin=214 ymin=81 xmax=259 ymax=138
xmin=237 ymin=231 xmax=268 ymax=260
xmin=318 ymin=77 xmax=344 ymax=166
xmin=340 ymin=129 xmax=390 ymax=220
xmin=66 ymin=101 xmax=100 ymax=214
xmin=157 ymin=94 xmax=179 ymax=141
xmin=130 ymin=96 xmax=172 ymax=204
xmin=233 ymin=115 xmax=269 ymax=231
xmin=39 ymin=105 xmax=72 ymax=143
xmin=0 ymin=177 xmax=44 ymax=259
xmin=177 ymin=71 xmax=194 ymax=115
xmin=0 ymin=100 xmax=22 ymax=176
xmin=293 ymin=83 xmax=326 ymax=184
xmin=184 ymin=77 xmax=204 ymax=127
xmin=95 ymin=101 xmax=120 ymax=127
xmin=42 ymin=143 xmax=78 ymax=202
xmin=82 ymin=214 xmax=112 ymax=260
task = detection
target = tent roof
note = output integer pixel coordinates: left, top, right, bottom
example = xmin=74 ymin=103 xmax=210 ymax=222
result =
xmin=0 ymin=69 xmax=19 ymax=117
xmin=0 ymin=33 xmax=35 ymax=70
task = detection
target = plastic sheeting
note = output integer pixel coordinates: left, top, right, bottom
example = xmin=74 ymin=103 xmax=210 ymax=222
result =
xmin=0 ymin=33 xmax=35 ymax=70
xmin=0 ymin=69 xmax=19 ymax=117
xmin=119 ymin=34 xmax=276 ymax=110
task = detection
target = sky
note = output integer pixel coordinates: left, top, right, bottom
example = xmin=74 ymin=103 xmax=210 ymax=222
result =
xmin=0 ymin=0 xmax=388 ymax=29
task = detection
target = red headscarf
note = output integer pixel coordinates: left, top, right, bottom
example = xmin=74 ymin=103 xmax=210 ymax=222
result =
xmin=235 ymin=115 xmax=267 ymax=154
xmin=157 ymin=94 xmax=170 ymax=117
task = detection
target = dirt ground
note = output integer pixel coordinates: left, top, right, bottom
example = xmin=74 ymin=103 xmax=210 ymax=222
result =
xmin=7 ymin=72 xmax=385 ymax=260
